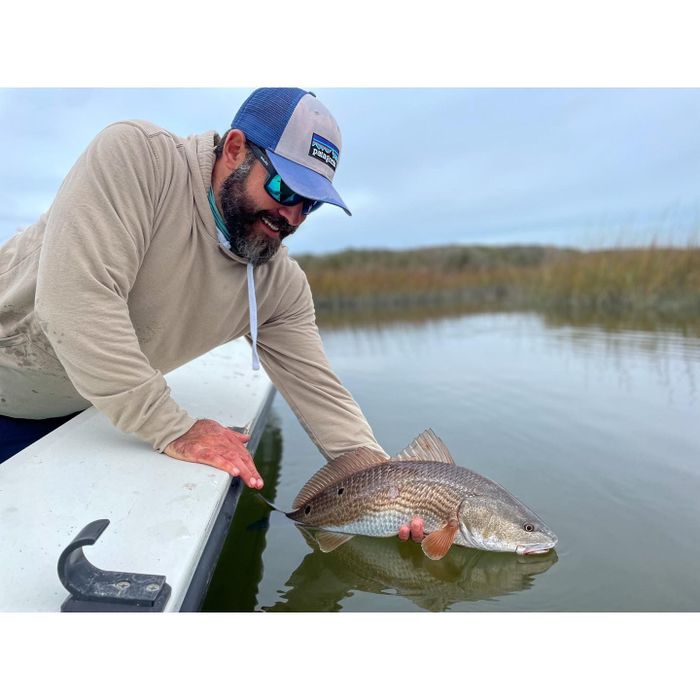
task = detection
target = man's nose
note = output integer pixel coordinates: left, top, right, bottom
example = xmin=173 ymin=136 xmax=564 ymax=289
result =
xmin=277 ymin=202 xmax=305 ymax=227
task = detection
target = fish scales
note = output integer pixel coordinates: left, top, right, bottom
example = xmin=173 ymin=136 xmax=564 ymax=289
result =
xmin=279 ymin=429 xmax=558 ymax=558
xmin=290 ymin=460 xmax=487 ymax=540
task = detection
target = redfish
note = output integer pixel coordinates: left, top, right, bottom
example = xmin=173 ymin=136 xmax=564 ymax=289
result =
xmin=265 ymin=430 xmax=558 ymax=560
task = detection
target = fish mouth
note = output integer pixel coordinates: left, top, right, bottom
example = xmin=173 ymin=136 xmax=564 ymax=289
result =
xmin=515 ymin=543 xmax=556 ymax=556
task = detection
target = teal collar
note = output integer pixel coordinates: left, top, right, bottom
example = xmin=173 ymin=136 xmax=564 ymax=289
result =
xmin=208 ymin=187 xmax=231 ymax=243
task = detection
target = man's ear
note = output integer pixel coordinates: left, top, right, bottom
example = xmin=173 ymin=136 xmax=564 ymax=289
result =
xmin=222 ymin=129 xmax=248 ymax=170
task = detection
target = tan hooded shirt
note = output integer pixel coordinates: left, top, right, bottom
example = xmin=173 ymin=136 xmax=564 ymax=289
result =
xmin=0 ymin=120 xmax=385 ymax=460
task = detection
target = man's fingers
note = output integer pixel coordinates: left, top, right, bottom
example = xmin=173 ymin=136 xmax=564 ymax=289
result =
xmin=164 ymin=420 xmax=263 ymax=489
xmin=234 ymin=460 xmax=264 ymax=489
xmin=410 ymin=517 xmax=425 ymax=542
xmin=194 ymin=450 xmax=239 ymax=477
xmin=164 ymin=419 xmax=263 ymax=489
xmin=397 ymin=518 xmax=425 ymax=542
xmin=200 ymin=452 xmax=263 ymax=489
xmin=213 ymin=448 xmax=262 ymax=488
xmin=229 ymin=446 xmax=261 ymax=482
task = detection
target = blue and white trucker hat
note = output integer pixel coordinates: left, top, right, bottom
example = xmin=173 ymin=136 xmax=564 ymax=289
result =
xmin=231 ymin=87 xmax=351 ymax=216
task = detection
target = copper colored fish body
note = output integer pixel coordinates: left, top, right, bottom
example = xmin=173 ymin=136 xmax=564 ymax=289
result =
xmin=284 ymin=430 xmax=558 ymax=560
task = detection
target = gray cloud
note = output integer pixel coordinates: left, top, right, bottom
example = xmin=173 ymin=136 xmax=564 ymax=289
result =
xmin=2 ymin=88 xmax=699 ymax=250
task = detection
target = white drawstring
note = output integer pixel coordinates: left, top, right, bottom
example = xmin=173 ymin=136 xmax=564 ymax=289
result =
xmin=246 ymin=262 xmax=260 ymax=371
xmin=214 ymin=221 xmax=260 ymax=372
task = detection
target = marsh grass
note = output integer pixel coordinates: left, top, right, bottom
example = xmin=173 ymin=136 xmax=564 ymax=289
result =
xmin=295 ymin=243 xmax=700 ymax=318
xmin=530 ymin=244 xmax=700 ymax=314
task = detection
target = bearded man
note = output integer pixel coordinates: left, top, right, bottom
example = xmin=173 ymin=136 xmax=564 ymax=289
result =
xmin=0 ymin=88 xmax=424 ymax=543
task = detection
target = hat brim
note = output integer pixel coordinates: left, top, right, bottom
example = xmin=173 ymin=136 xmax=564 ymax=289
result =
xmin=267 ymin=150 xmax=352 ymax=216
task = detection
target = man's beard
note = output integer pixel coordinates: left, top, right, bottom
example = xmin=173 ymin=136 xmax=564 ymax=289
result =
xmin=219 ymin=160 xmax=296 ymax=266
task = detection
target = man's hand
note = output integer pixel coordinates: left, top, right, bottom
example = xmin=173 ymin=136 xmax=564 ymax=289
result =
xmin=164 ymin=419 xmax=263 ymax=489
xmin=398 ymin=516 xmax=424 ymax=542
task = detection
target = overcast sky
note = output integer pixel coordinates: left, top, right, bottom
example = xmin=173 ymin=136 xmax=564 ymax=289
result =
xmin=1 ymin=88 xmax=699 ymax=254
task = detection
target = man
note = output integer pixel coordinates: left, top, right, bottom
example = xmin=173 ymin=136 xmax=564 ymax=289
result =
xmin=0 ymin=88 xmax=423 ymax=542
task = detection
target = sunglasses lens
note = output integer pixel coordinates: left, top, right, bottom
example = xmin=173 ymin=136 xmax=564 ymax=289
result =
xmin=265 ymin=173 xmax=322 ymax=215
xmin=264 ymin=175 xmax=297 ymax=205
xmin=281 ymin=184 xmax=303 ymax=206
xmin=253 ymin=144 xmax=325 ymax=216
xmin=264 ymin=175 xmax=282 ymax=202
xmin=303 ymin=200 xmax=323 ymax=215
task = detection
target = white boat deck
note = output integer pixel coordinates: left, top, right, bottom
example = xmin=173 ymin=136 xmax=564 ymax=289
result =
xmin=0 ymin=339 xmax=275 ymax=612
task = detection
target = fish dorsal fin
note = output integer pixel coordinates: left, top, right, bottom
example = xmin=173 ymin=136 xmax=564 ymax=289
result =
xmin=292 ymin=447 xmax=387 ymax=509
xmin=392 ymin=429 xmax=456 ymax=464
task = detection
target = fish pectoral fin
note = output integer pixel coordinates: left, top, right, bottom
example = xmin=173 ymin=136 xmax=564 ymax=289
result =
xmin=314 ymin=531 xmax=355 ymax=553
xmin=421 ymin=518 xmax=460 ymax=560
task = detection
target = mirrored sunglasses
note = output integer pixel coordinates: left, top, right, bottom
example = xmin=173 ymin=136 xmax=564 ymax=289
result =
xmin=248 ymin=141 xmax=323 ymax=216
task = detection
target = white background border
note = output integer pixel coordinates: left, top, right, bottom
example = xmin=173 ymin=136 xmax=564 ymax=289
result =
xmin=2 ymin=0 xmax=698 ymax=696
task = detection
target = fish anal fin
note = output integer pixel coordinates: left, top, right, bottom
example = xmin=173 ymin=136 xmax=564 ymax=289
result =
xmin=293 ymin=447 xmax=387 ymax=509
xmin=421 ymin=518 xmax=459 ymax=560
xmin=315 ymin=531 xmax=355 ymax=553
xmin=393 ymin=429 xmax=456 ymax=465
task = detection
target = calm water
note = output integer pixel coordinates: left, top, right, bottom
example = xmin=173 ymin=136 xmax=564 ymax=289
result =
xmin=203 ymin=310 xmax=700 ymax=612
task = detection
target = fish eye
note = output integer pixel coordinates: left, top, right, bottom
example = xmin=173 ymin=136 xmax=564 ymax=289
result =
xmin=337 ymin=488 xmax=344 ymax=495
xmin=305 ymin=505 xmax=311 ymax=515
xmin=523 ymin=523 xmax=535 ymax=532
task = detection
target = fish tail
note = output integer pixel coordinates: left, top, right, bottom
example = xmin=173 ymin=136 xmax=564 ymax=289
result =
xmin=256 ymin=492 xmax=283 ymax=512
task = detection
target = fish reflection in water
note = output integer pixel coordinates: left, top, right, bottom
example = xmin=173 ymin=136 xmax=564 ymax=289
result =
xmin=262 ymin=526 xmax=558 ymax=612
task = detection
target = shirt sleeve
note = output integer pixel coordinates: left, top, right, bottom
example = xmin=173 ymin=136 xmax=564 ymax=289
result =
xmin=254 ymin=270 xmax=388 ymax=462
xmin=34 ymin=122 xmax=195 ymax=451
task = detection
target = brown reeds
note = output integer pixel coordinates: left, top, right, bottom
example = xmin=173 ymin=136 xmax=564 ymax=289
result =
xmin=295 ymin=243 xmax=700 ymax=316
xmin=530 ymin=244 xmax=700 ymax=313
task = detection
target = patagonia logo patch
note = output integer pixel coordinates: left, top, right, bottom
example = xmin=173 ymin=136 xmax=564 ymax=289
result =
xmin=309 ymin=133 xmax=339 ymax=171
